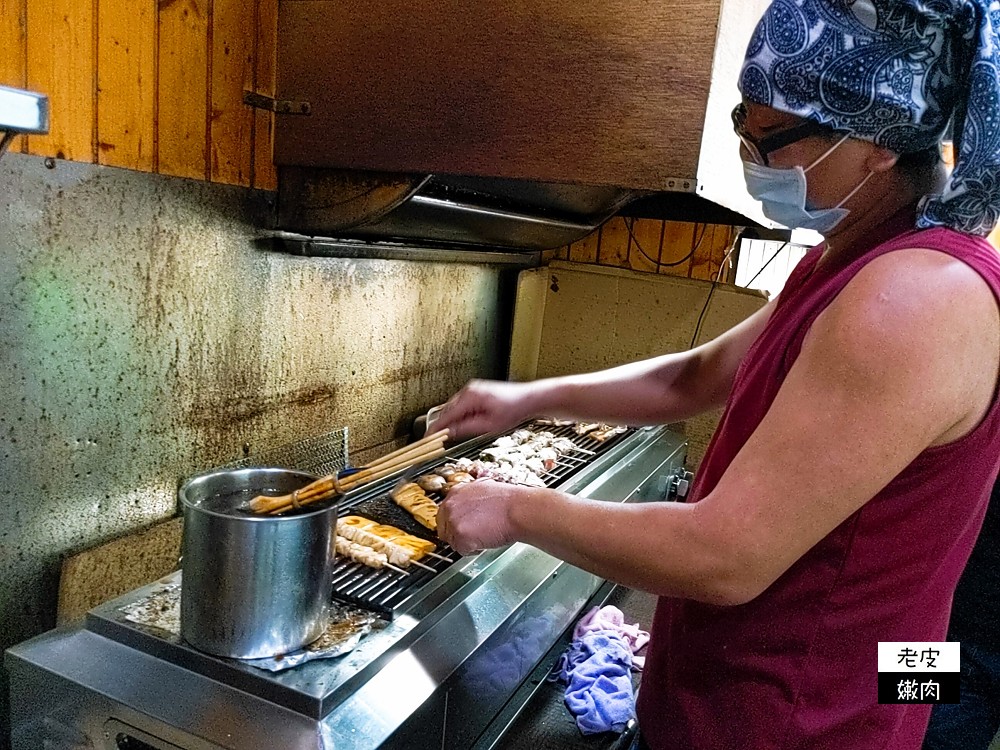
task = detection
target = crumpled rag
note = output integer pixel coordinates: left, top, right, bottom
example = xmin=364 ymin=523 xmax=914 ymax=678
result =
xmin=548 ymin=605 xmax=650 ymax=735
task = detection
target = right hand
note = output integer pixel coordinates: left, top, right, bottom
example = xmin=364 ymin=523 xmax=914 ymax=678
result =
xmin=437 ymin=479 xmax=523 ymax=554
xmin=432 ymin=379 xmax=536 ymax=439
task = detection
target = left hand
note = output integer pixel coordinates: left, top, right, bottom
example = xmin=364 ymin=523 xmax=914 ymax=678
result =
xmin=437 ymin=480 xmax=524 ymax=554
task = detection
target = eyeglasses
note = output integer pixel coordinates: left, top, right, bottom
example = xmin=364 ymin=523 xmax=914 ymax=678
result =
xmin=732 ymin=103 xmax=839 ymax=166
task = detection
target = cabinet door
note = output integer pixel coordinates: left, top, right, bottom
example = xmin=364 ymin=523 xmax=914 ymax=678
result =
xmin=274 ymin=0 xmax=728 ymax=189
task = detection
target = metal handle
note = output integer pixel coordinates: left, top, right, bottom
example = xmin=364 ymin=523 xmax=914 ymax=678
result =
xmin=103 ymin=719 xmax=184 ymax=750
xmin=609 ymin=717 xmax=640 ymax=750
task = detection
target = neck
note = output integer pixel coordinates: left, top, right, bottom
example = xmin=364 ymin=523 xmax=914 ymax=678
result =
xmin=819 ymin=177 xmax=918 ymax=264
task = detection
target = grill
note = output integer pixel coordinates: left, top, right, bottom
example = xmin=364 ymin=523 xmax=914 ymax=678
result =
xmin=7 ymin=423 xmax=687 ymax=750
xmin=225 ymin=425 xmax=350 ymax=477
xmin=329 ymin=422 xmax=632 ymax=616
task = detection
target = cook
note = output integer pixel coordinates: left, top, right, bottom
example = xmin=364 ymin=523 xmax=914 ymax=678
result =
xmin=433 ymin=1 xmax=1000 ymax=748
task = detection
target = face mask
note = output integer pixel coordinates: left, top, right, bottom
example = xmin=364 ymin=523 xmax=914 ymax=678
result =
xmin=742 ymin=134 xmax=873 ymax=234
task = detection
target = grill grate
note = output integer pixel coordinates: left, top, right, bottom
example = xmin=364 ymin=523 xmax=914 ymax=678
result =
xmin=329 ymin=422 xmax=631 ymax=617
xmin=224 ymin=427 xmax=350 ymax=478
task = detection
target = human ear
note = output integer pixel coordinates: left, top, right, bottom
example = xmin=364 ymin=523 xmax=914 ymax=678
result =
xmin=865 ymin=145 xmax=900 ymax=173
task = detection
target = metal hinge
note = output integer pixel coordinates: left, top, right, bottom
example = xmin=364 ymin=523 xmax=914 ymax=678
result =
xmin=243 ymin=91 xmax=312 ymax=115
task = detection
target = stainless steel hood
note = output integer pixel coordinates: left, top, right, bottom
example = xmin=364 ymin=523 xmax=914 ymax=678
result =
xmin=277 ymin=168 xmax=642 ymax=252
xmin=275 ymin=168 xmax=770 ymax=253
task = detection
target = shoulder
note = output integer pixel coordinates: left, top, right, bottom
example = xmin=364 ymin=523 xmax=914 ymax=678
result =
xmin=834 ymin=245 xmax=998 ymax=330
xmin=816 ymin=246 xmax=998 ymax=363
xmin=805 ymin=246 xmax=999 ymax=438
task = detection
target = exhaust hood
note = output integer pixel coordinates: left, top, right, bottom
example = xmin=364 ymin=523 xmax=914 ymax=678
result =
xmin=265 ymin=0 xmax=775 ymax=251
xmin=277 ymin=168 xmax=641 ymax=251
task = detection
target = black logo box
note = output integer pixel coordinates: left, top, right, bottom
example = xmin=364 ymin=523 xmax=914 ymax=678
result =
xmin=877 ymin=672 xmax=961 ymax=704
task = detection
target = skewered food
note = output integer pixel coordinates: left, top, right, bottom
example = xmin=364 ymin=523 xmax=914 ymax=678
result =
xmin=590 ymin=425 xmax=628 ymax=442
xmin=337 ymin=516 xmax=436 ymax=567
xmin=533 ymin=417 xmax=575 ymax=427
xmin=335 ymin=535 xmax=391 ymax=569
xmin=392 ymin=483 xmax=439 ymax=530
xmin=435 ymin=466 xmax=458 ymax=480
xmin=482 ymin=462 xmax=547 ymax=487
xmin=401 ymin=425 xmax=601 ymax=509
xmin=570 ymin=422 xmax=627 ymax=441
xmin=417 ymin=474 xmax=448 ymax=493
xmin=422 ymin=427 xmax=586 ymax=493
xmin=343 ymin=528 xmax=414 ymax=566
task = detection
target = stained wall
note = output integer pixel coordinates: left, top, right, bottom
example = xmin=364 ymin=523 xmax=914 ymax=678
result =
xmin=0 ymin=154 xmax=511 ymax=741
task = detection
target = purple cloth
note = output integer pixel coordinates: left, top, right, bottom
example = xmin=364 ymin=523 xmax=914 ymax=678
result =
xmin=555 ymin=632 xmax=635 ymax=735
xmin=548 ymin=606 xmax=650 ymax=735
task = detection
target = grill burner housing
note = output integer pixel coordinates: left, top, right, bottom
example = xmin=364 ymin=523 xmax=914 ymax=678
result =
xmin=7 ymin=425 xmax=687 ymax=750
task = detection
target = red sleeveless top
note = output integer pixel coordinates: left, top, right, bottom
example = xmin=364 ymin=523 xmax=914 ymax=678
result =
xmin=636 ymin=219 xmax=1000 ymax=750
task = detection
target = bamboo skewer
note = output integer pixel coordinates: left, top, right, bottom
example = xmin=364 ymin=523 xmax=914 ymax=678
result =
xmin=249 ymin=429 xmax=449 ymax=514
xmin=263 ymin=445 xmax=446 ymax=515
xmin=336 ymin=443 xmax=447 ymax=493
xmin=361 ymin=429 xmax=449 ymax=473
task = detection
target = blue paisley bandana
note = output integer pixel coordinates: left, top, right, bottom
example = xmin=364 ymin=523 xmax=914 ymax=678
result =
xmin=740 ymin=0 xmax=1000 ymax=237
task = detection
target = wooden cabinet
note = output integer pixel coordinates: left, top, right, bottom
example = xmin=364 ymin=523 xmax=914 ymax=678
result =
xmin=275 ymin=0 xmax=769 ymax=222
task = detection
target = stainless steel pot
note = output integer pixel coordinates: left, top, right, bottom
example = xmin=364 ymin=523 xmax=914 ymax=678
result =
xmin=178 ymin=467 xmax=337 ymax=659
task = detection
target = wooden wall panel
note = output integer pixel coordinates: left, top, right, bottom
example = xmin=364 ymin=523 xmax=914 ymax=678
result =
xmin=556 ymin=220 xmax=735 ymax=283
xmin=158 ymin=0 xmax=209 ymax=180
xmin=628 ymin=218 xmax=664 ymax=274
xmin=97 ymin=0 xmax=157 ymax=170
xmin=12 ymin=0 xmax=278 ymax=188
xmin=598 ymin=218 xmax=631 ymax=269
xmin=567 ymin=228 xmax=600 ymax=265
xmin=660 ymin=221 xmax=697 ymax=270
xmin=253 ymin=0 xmax=278 ymax=190
xmin=25 ymin=0 xmax=95 ymax=161
xmin=0 ymin=0 xmax=27 ymax=153
xmin=210 ymin=0 xmax=254 ymax=186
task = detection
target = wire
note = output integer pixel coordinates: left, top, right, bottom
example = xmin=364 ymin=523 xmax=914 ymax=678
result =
xmin=690 ymin=279 xmax=719 ymax=350
xmin=662 ymin=221 xmax=709 ymax=267
xmin=716 ymin=241 xmax=739 ymax=283
xmin=745 ymin=241 xmax=791 ymax=288
xmin=622 ymin=217 xmax=663 ymax=268
xmin=688 ymin=232 xmax=742 ymax=350
xmin=623 ymin=218 xmax=708 ymax=271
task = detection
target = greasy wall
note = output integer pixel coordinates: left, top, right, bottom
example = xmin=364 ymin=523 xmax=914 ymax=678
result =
xmin=0 ymin=154 xmax=510 ymax=743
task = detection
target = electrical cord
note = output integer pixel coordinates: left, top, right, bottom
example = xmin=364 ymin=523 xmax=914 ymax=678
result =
xmin=689 ymin=239 xmax=792 ymax=349
xmin=623 ymin=218 xmax=708 ymax=270
xmin=688 ymin=234 xmax=743 ymax=349
xmin=619 ymin=220 xmax=782 ymax=348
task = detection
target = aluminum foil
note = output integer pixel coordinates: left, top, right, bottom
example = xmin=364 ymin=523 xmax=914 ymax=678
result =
xmin=245 ymin=606 xmax=381 ymax=672
xmin=119 ymin=583 xmax=381 ymax=672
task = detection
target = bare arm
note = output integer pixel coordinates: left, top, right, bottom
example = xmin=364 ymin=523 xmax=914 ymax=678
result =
xmin=441 ymin=249 xmax=1000 ymax=603
xmin=435 ymin=297 xmax=777 ymax=437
